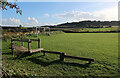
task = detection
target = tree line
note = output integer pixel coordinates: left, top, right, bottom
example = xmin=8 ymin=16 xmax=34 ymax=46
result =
xmin=43 ymin=20 xmax=119 ymax=28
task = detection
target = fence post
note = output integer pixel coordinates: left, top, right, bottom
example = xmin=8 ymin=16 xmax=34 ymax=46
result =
xmin=43 ymin=52 xmax=46 ymax=56
xmin=38 ymin=38 xmax=41 ymax=48
xmin=21 ymin=38 xmax=24 ymax=46
xmin=28 ymin=39 xmax=31 ymax=53
xmin=38 ymin=38 xmax=41 ymax=52
xmin=88 ymin=61 xmax=91 ymax=64
xmin=60 ymin=53 xmax=65 ymax=61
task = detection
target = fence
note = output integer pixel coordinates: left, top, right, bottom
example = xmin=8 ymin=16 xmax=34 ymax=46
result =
xmin=42 ymin=50 xmax=94 ymax=64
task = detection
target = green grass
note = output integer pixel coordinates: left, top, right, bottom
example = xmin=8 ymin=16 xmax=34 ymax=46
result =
xmin=62 ymin=27 xmax=119 ymax=32
xmin=2 ymin=33 xmax=119 ymax=76
xmin=83 ymin=28 xmax=118 ymax=32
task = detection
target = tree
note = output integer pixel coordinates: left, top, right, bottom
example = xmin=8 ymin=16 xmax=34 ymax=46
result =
xmin=19 ymin=24 xmax=22 ymax=29
xmin=0 ymin=0 xmax=22 ymax=15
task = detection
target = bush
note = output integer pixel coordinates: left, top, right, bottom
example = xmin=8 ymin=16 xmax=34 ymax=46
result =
xmin=2 ymin=35 xmax=11 ymax=41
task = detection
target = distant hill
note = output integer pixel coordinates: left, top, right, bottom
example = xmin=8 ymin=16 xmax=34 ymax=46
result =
xmin=42 ymin=20 xmax=119 ymax=28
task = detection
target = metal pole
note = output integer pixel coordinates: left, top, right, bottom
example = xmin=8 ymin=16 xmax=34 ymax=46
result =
xmin=49 ymin=28 xmax=50 ymax=34
xmin=36 ymin=26 xmax=38 ymax=37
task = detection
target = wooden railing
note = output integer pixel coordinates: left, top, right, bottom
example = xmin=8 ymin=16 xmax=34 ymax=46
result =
xmin=11 ymin=38 xmax=42 ymax=54
xmin=42 ymin=50 xmax=94 ymax=64
xmin=10 ymin=38 xmax=94 ymax=64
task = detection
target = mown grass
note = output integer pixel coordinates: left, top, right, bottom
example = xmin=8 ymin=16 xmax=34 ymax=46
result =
xmin=2 ymin=33 xmax=119 ymax=77
xmin=83 ymin=27 xmax=118 ymax=31
xmin=62 ymin=27 xmax=119 ymax=32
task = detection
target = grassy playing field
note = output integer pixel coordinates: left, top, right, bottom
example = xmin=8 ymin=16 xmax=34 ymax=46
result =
xmin=2 ymin=33 xmax=119 ymax=76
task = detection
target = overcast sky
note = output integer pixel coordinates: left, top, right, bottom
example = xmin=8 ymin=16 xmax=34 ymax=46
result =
xmin=2 ymin=2 xmax=118 ymax=26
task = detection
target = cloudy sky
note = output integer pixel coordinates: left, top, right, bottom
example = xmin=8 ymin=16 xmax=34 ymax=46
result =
xmin=2 ymin=2 xmax=118 ymax=26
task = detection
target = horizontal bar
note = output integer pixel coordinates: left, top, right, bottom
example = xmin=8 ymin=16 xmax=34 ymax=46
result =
xmin=12 ymin=38 xmax=39 ymax=42
xmin=30 ymin=39 xmax=39 ymax=41
xmin=30 ymin=48 xmax=43 ymax=53
xmin=12 ymin=39 xmax=29 ymax=42
xmin=64 ymin=55 xmax=94 ymax=61
xmin=42 ymin=50 xmax=63 ymax=54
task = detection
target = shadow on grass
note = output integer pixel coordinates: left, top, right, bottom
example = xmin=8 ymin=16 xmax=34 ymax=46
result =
xmin=5 ymin=52 xmax=91 ymax=68
xmin=13 ymin=52 xmax=45 ymax=60
xmin=27 ymin=56 xmax=91 ymax=68
xmin=2 ymin=52 xmax=13 ymax=55
xmin=2 ymin=51 xmax=42 ymax=60
xmin=13 ymin=52 xmax=35 ymax=59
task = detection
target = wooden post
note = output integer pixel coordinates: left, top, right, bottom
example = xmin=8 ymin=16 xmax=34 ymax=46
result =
xmin=88 ymin=61 xmax=91 ymax=64
xmin=22 ymin=42 xmax=24 ymax=46
xmin=42 ymin=50 xmax=46 ymax=56
xmin=28 ymin=39 xmax=31 ymax=53
xmin=60 ymin=53 xmax=65 ymax=61
xmin=38 ymin=38 xmax=40 ymax=48
xmin=38 ymin=38 xmax=41 ymax=52
xmin=43 ymin=51 xmax=46 ymax=56
xmin=21 ymin=38 xmax=24 ymax=46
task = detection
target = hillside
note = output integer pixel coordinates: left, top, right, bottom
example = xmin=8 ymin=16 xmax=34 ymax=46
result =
xmin=42 ymin=20 xmax=119 ymax=28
